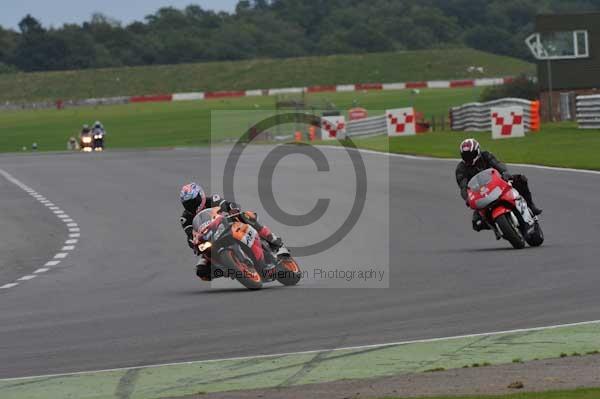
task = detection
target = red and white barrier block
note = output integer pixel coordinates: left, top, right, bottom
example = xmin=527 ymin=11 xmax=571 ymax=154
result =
xmin=491 ymin=106 xmax=525 ymax=139
xmin=386 ymin=107 xmax=416 ymax=136
xmin=321 ymin=116 xmax=347 ymax=140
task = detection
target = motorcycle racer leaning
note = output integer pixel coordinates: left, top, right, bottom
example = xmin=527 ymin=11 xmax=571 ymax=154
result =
xmin=179 ymin=183 xmax=288 ymax=281
xmin=455 ymin=138 xmax=543 ymax=232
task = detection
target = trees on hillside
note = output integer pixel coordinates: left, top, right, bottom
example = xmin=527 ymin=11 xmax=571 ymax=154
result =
xmin=0 ymin=0 xmax=598 ymax=73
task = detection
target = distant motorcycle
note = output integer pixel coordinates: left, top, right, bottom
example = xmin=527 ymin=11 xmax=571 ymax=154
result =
xmin=92 ymin=129 xmax=105 ymax=152
xmin=467 ymin=168 xmax=544 ymax=249
xmin=192 ymin=207 xmax=302 ymax=290
xmin=80 ymin=132 xmax=94 ymax=152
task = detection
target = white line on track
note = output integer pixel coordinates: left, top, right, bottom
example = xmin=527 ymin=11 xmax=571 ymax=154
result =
xmin=0 ymin=169 xmax=82 ymax=291
xmin=320 ymin=145 xmax=600 ymax=175
xmin=3 ymin=318 xmax=600 ymax=382
xmin=34 ymin=268 xmax=49 ymax=274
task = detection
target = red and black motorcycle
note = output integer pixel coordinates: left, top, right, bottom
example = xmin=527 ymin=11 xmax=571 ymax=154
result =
xmin=192 ymin=207 xmax=302 ymax=290
xmin=467 ymin=168 xmax=544 ymax=249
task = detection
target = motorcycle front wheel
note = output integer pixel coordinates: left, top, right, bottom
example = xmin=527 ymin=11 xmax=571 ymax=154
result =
xmin=221 ymin=248 xmax=263 ymax=290
xmin=276 ymin=256 xmax=302 ymax=286
xmin=496 ymin=213 xmax=526 ymax=249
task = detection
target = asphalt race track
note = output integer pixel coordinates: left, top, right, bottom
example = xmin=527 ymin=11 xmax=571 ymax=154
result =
xmin=1 ymin=146 xmax=599 ymax=379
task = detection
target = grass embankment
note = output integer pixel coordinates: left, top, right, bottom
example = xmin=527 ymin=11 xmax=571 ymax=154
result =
xmin=0 ymin=87 xmax=483 ymax=152
xmin=0 ymin=48 xmax=533 ymax=103
xmin=387 ymin=387 xmax=600 ymax=399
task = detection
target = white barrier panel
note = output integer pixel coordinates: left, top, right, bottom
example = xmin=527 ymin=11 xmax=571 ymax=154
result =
xmin=336 ymin=85 xmax=356 ymax=92
xmin=427 ymin=81 xmax=451 ymax=89
xmin=386 ymin=107 xmax=416 ymax=136
xmin=268 ymin=87 xmax=305 ymax=95
xmin=172 ymin=92 xmax=205 ymax=101
xmin=245 ymin=89 xmax=264 ymax=97
xmin=321 ymin=116 xmax=347 ymax=140
xmin=491 ymin=106 xmax=525 ymax=139
xmin=576 ymin=94 xmax=600 ymax=129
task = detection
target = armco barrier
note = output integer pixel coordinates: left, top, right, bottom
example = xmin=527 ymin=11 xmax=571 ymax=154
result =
xmin=576 ymin=95 xmax=600 ymax=129
xmin=346 ymin=115 xmax=387 ymax=137
xmin=450 ymin=98 xmax=540 ymax=132
xmin=0 ymin=76 xmax=516 ymax=112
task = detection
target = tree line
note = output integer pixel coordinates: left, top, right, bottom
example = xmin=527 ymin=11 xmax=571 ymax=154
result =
xmin=1 ymin=0 xmax=598 ymax=73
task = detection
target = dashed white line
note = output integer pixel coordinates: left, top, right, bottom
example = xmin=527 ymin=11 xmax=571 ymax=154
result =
xmin=0 ymin=168 xmax=82 ymax=291
xmin=34 ymin=268 xmax=50 ymax=274
xmin=0 ymin=283 xmax=19 ymax=289
xmin=45 ymin=261 xmax=61 ymax=267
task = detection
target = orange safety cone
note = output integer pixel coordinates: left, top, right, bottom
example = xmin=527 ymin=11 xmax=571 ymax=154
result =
xmin=294 ymin=131 xmax=302 ymax=142
xmin=309 ymin=126 xmax=316 ymax=142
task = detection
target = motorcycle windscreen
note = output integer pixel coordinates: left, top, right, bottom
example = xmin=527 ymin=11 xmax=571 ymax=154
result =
xmin=192 ymin=209 xmax=214 ymax=232
xmin=467 ymin=168 xmax=495 ymax=191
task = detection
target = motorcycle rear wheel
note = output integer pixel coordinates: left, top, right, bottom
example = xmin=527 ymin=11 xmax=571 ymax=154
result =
xmin=221 ymin=249 xmax=263 ymax=290
xmin=496 ymin=214 xmax=526 ymax=249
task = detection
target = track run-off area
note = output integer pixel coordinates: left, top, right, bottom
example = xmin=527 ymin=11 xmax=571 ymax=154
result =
xmin=1 ymin=145 xmax=599 ymax=394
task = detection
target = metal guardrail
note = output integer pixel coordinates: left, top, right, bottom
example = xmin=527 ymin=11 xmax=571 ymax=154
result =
xmin=450 ymin=98 xmax=536 ymax=132
xmin=576 ymin=95 xmax=600 ymax=129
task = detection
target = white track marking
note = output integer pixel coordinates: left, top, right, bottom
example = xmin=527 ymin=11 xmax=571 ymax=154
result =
xmin=0 ymin=169 xmax=82 ymax=290
xmin=34 ymin=268 xmax=49 ymax=274
xmin=45 ymin=261 xmax=61 ymax=267
xmin=3 ymin=318 xmax=600 ymax=382
xmin=321 ymin=145 xmax=600 ymax=175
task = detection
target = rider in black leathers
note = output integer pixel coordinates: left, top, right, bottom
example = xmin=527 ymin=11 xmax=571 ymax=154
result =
xmin=456 ymin=138 xmax=542 ymax=231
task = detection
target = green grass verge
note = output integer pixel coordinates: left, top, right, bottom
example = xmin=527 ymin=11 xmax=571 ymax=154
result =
xmin=384 ymin=388 xmax=600 ymax=399
xmin=0 ymin=87 xmax=483 ymax=152
xmin=0 ymin=48 xmax=533 ymax=103
xmin=348 ymin=123 xmax=600 ymax=171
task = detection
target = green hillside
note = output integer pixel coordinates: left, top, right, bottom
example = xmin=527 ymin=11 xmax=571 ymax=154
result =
xmin=0 ymin=49 xmax=533 ymax=103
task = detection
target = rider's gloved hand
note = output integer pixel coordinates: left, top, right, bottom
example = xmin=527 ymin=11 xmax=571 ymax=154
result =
xmin=502 ymin=172 xmax=513 ymax=181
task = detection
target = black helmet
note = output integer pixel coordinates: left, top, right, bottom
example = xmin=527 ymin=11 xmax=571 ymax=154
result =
xmin=460 ymin=138 xmax=481 ymax=166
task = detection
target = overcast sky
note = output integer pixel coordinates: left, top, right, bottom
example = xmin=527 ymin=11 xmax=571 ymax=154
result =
xmin=1 ymin=0 xmax=239 ymax=30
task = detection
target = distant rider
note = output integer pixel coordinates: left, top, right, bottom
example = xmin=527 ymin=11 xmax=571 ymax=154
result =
xmin=455 ymin=138 xmax=542 ymax=232
xmin=80 ymin=124 xmax=91 ymax=136
xmin=179 ymin=183 xmax=288 ymax=281
xmin=92 ymin=121 xmax=106 ymax=135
